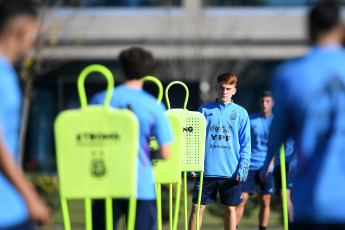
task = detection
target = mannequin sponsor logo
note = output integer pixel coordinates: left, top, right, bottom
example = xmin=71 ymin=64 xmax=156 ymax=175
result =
xmin=208 ymin=113 xmax=213 ymax=116
xmin=77 ymin=133 xmax=120 ymax=142
xmin=183 ymin=126 xmax=193 ymax=133
xmin=210 ymin=125 xmax=231 ymax=133
xmin=210 ymin=134 xmax=230 ymax=141
xmin=76 ymin=133 xmax=120 ymax=144
xmin=209 ymin=144 xmax=231 ymax=149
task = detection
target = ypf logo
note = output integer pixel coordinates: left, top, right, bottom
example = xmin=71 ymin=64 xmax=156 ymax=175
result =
xmin=183 ymin=126 xmax=193 ymax=133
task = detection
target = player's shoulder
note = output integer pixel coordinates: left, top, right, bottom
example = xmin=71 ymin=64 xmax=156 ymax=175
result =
xmin=138 ymin=89 xmax=161 ymax=104
xmin=199 ymin=100 xmax=217 ymax=111
xmin=136 ymin=89 xmax=168 ymax=112
xmin=275 ymin=56 xmax=303 ymax=76
xmin=232 ymin=102 xmax=248 ymax=114
xmin=112 ymin=85 xmax=157 ymax=103
xmin=230 ymin=102 xmax=249 ymax=121
xmin=91 ymin=89 xmax=107 ymax=104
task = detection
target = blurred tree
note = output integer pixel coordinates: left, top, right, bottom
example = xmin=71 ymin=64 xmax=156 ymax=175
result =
xmin=17 ymin=0 xmax=75 ymax=166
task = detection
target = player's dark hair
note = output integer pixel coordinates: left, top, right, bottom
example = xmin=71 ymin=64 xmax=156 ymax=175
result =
xmin=308 ymin=1 xmax=340 ymax=44
xmin=261 ymin=90 xmax=272 ymax=98
xmin=217 ymin=72 xmax=237 ymax=86
xmin=0 ymin=0 xmax=37 ymax=34
xmin=119 ymin=47 xmax=154 ymax=80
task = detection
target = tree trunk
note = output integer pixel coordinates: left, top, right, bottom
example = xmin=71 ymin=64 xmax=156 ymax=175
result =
xmin=19 ymin=94 xmax=32 ymax=168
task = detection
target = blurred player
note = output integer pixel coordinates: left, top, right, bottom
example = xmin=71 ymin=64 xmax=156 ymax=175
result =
xmin=260 ymin=137 xmax=295 ymax=228
xmin=91 ymin=47 xmax=173 ymax=230
xmin=262 ymin=1 xmax=345 ymax=229
xmin=0 ymin=0 xmax=51 ymax=229
xmin=189 ymin=72 xmax=251 ymax=230
xmin=236 ymin=91 xmax=275 ymax=230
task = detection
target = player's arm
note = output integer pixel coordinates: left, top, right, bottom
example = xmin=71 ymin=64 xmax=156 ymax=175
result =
xmin=237 ymin=109 xmax=251 ymax=182
xmin=260 ymin=153 xmax=275 ymax=182
xmin=260 ymin=66 xmax=292 ymax=181
xmin=152 ymin=104 xmax=174 ymax=160
xmin=159 ymin=144 xmax=171 ymax=160
xmin=0 ymin=130 xmax=51 ymax=226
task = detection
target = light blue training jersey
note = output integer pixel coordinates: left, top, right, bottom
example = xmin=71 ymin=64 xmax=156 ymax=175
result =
xmin=91 ymin=85 xmax=174 ymax=200
xmin=198 ymin=99 xmax=251 ymax=181
xmin=272 ymin=136 xmax=295 ymax=167
xmin=249 ymin=112 xmax=274 ymax=171
xmin=260 ymin=136 xmax=295 ymax=177
xmin=265 ymin=44 xmax=345 ymax=224
xmin=0 ymin=54 xmax=29 ymax=228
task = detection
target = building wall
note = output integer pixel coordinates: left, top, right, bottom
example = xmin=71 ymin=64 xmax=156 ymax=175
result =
xmin=40 ymin=0 xmax=322 ymax=61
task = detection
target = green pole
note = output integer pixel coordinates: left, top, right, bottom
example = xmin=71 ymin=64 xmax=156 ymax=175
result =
xmin=105 ymin=198 xmax=113 ymax=230
xmin=280 ymin=144 xmax=289 ymax=230
xmin=156 ymin=184 xmax=162 ymax=230
xmin=169 ymin=184 xmax=173 ymax=230
xmin=184 ymin=171 xmax=188 ymax=230
xmin=173 ymin=182 xmax=181 ymax=230
xmin=61 ymin=198 xmax=71 ymax=230
xmin=127 ymin=197 xmax=137 ymax=230
xmin=196 ymin=171 xmax=203 ymax=230
xmin=85 ymin=198 xmax=92 ymax=230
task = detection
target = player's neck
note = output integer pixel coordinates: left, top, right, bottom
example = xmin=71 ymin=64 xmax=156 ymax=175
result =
xmin=124 ymin=79 xmax=144 ymax=89
xmin=217 ymin=98 xmax=231 ymax=104
xmin=261 ymin=111 xmax=272 ymax=118
xmin=316 ymin=28 xmax=342 ymax=46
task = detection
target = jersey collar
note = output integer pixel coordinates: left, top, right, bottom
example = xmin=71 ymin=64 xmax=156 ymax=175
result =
xmin=215 ymin=98 xmax=233 ymax=107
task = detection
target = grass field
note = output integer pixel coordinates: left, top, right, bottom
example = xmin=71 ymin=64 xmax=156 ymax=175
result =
xmin=44 ymin=193 xmax=284 ymax=230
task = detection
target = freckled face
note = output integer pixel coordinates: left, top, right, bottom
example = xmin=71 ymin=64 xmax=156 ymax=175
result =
xmin=215 ymin=83 xmax=236 ymax=104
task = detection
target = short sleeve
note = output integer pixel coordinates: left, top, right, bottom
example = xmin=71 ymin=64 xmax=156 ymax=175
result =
xmin=152 ymin=104 xmax=174 ymax=145
xmin=90 ymin=91 xmax=105 ymax=105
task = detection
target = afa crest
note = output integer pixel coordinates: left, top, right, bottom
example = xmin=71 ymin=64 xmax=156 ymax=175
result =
xmin=91 ymin=159 xmax=106 ymax=177
xmin=230 ymin=110 xmax=237 ymax=120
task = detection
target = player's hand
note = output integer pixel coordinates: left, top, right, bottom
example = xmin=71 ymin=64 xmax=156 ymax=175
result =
xmin=236 ymin=173 xmax=242 ymax=182
xmin=260 ymin=170 xmax=269 ymax=183
xmin=190 ymin=172 xmax=197 ymax=178
xmin=27 ymin=192 xmax=51 ymax=226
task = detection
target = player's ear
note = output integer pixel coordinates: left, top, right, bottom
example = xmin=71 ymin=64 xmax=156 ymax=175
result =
xmin=233 ymin=88 xmax=237 ymax=95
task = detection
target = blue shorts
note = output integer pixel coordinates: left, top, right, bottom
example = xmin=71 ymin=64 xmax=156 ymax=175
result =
xmin=92 ymin=199 xmax=157 ymax=230
xmin=273 ymin=164 xmax=295 ymax=195
xmin=241 ymin=169 xmax=274 ymax=195
xmin=192 ymin=177 xmax=242 ymax=206
xmin=0 ymin=220 xmax=34 ymax=230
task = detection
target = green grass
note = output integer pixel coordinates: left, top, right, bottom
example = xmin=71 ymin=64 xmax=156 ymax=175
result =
xmin=45 ymin=193 xmax=284 ymax=230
